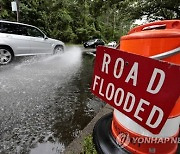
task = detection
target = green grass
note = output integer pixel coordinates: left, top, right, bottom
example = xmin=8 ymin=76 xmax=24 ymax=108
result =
xmin=82 ymin=135 xmax=97 ymax=154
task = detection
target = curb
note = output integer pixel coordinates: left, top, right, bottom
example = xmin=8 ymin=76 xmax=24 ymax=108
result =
xmin=64 ymin=104 xmax=113 ymax=154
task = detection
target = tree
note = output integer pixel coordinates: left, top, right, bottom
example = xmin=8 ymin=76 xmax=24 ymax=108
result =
xmin=0 ymin=0 xmax=179 ymax=43
xmin=120 ymin=0 xmax=180 ymax=21
xmin=0 ymin=0 xmax=16 ymax=20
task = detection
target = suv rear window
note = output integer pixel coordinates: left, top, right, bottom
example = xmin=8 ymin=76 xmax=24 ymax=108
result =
xmin=0 ymin=22 xmax=25 ymax=35
xmin=0 ymin=22 xmax=15 ymax=34
xmin=0 ymin=22 xmax=44 ymax=37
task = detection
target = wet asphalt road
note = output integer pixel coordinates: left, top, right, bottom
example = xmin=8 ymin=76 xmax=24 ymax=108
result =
xmin=0 ymin=46 xmax=104 ymax=154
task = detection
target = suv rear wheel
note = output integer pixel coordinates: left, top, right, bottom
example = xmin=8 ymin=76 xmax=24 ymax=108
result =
xmin=0 ymin=47 xmax=13 ymax=65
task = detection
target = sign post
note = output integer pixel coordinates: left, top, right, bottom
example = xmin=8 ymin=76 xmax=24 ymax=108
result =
xmin=11 ymin=0 xmax=19 ymax=22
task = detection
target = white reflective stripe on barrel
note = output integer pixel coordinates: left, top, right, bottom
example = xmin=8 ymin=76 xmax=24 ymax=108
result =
xmin=114 ymin=109 xmax=180 ymax=137
xmin=150 ymin=47 xmax=180 ymax=60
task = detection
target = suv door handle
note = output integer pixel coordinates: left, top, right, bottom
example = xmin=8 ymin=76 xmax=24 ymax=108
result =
xmin=6 ymin=35 xmax=12 ymax=38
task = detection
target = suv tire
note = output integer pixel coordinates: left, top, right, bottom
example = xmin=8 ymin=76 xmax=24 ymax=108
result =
xmin=0 ymin=47 xmax=13 ymax=65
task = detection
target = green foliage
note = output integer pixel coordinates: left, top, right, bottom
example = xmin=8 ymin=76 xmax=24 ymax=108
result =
xmin=82 ymin=135 xmax=97 ymax=154
xmin=0 ymin=0 xmax=16 ymax=20
xmin=0 ymin=0 xmax=179 ymax=43
xmin=131 ymin=0 xmax=180 ymax=21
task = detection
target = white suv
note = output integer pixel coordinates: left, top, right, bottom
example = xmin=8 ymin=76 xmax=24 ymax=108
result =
xmin=0 ymin=20 xmax=65 ymax=65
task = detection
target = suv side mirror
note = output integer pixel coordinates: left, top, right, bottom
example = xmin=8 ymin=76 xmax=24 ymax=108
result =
xmin=44 ymin=36 xmax=48 ymax=40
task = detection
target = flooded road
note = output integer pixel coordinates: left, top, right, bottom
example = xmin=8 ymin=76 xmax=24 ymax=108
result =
xmin=0 ymin=47 xmax=104 ymax=154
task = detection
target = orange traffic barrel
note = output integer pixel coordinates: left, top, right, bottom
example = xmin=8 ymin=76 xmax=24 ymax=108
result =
xmin=120 ymin=20 xmax=180 ymax=119
xmin=93 ymin=20 xmax=180 ymax=154
xmin=111 ymin=109 xmax=179 ymax=154
xmin=120 ymin=20 xmax=180 ymax=64
xmin=110 ymin=20 xmax=180 ymax=153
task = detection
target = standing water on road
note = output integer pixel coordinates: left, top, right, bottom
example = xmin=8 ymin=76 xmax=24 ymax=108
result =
xmin=0 ymin=47 xmax=104 ymax=154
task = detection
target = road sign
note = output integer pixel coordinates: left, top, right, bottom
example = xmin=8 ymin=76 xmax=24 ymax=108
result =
xmin=91 ymin=46 xmax=180 ymax=134
xmin=11 ymin=1 xmax=17 ymax=11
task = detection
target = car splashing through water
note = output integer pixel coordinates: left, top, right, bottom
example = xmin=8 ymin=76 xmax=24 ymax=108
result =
xmin=0 ymin=46 xmax=104 ymax=154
